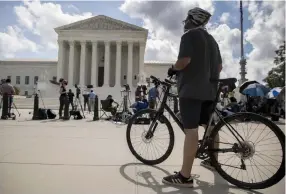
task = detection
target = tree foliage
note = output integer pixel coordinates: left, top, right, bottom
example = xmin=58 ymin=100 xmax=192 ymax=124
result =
xmin=263 ymin=41 xmax=285 ymax=88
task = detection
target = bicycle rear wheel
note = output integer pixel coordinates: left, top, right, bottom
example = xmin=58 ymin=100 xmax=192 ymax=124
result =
xmin=126 ymin=109 xmax=175 ymax=165
xmin=209 ymin=112 xmax=285 ymax=189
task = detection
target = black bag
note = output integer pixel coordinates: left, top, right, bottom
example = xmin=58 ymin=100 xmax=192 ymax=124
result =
xmin=70 ymin=110 xmax=83 ymax=120
xmin=47 ymin=109 xmax=57 ymax=119
xmin=38 ymin=108 xmax=48 ymax=120
xmin=87 ymin=84 xmax=93 ymax=89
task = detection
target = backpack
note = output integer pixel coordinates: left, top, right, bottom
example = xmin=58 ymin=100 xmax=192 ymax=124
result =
xmin=70 ymin=110 xmax=83 ymax=120
xmin=47 ymin=109 xmax=57 ymax=119
xmin=38 ymin=108 xmax=48 ymax=120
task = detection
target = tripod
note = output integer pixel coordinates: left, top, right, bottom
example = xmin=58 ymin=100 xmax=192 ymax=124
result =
xmin=115 ymin=89 xmax=132 ymax=123
xmin=74 ymin=95 xmax=85 ymax=118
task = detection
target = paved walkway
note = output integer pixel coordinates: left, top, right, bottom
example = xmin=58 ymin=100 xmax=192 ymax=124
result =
xmin=0 ymin=110 xmax=285 ymax=194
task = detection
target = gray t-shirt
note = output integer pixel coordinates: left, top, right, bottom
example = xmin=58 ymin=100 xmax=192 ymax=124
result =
xmin=176 ymin=28 xmax=222 ymax=101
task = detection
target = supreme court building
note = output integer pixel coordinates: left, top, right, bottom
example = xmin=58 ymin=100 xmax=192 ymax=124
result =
xmin=0 ymin=15 xmax=173 ymax=99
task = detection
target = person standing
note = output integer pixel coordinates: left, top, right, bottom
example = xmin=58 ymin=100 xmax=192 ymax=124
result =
xmin=83 ymin=91 xmax=90 ymax=112
xmin=68 ymin=89 xmax=75 ymax=110
xmin=89 ymin=90 xmax=96 ymax=111
xmin=163 ymin=7 xmax=222 ymax=187
xmin=58 ymin=79 xmax=67 ymax=119
xmin=0 ymin=79 xmax=15 ymax=116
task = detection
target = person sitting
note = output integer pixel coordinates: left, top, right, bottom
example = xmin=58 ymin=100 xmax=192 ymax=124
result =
xmin=104 ymin=95 xmax=119 ymax=116
xmin=148 ymin=83 xmax=159 ymax=109
xmin=130 ymin=99 xmax=149 ymax=113
xmin=135 ymin=86 xmax=142 ymax=102
xmin=225 ymin=97 xmax=239 ymax=113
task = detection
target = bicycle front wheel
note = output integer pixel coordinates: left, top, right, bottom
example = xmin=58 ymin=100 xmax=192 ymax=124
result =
xmin=126 ymin=109 xmax=175 ymax=165
xmin=209 ymin=112 xmax=285 ymax=189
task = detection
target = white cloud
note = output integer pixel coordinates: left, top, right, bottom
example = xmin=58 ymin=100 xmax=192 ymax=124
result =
xmin=120 ymin=0 xmax=242 ymax=80
xmin=120 ymin=0 xmax=285 ymax=83
xmin=120 ymin=0 xmax=215 ymax=62
xmin=245 ymin=1 xmax=285 ymax=82
xmin=67 ymin=4 xmax=80 ymax=13
xmin=13 ymin=0 xmax=92 ymax=50
xmin=220 ymin=12 xmax=230 ymax=24
xmin=0 ymin=25 xmax=38 ymax=58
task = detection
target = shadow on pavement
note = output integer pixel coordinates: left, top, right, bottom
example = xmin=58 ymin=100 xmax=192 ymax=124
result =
xmin=119 ymin=163 xmax=263 ymax=194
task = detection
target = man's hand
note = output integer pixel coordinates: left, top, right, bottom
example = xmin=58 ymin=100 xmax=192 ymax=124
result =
xmin=168 ymin=66 xmax=177 ymax=77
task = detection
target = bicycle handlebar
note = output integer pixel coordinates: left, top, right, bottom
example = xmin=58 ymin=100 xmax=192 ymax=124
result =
xmin=150 ymin=75 xmax=176 ymax=87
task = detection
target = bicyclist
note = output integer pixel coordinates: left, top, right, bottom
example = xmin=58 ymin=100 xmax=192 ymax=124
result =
xmin=162 ymin=7 xmax=223 ymax=187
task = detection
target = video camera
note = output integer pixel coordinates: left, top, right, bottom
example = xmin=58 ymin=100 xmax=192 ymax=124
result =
xmin=1 ymin=79 xmax=6 ymax=85
xmin=74 ymin=84 xmax=81 ymax=98
xmin=123 ymin=84 xmax=130 ymax=91
xmin=59 ymin=78 xmax=68 ymax=86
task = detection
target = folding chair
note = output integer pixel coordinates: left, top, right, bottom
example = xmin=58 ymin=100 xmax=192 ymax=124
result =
xmin=100 ymin=100 xmax=112 ymax=119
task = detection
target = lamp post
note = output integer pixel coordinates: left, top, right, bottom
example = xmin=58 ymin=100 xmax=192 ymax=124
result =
xmin=239 ymin=0 xmax=247 ymax=85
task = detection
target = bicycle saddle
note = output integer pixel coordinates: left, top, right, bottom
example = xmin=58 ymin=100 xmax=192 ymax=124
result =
xmin=211 ymin=78 xmax=237 ymax=91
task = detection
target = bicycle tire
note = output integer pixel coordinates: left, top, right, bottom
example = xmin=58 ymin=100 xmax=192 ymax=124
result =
xmin=126 ymin=109 xmax=175 ymax=165
xmin=209 ymin=112 xmax=285 ymax=189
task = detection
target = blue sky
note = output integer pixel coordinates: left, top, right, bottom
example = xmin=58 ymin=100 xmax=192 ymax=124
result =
xmin=0 ymin=1 xmax=253 ymax=59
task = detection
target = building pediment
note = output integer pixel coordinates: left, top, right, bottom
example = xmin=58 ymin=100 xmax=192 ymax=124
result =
xmin=55 ymin=15 xmax=147 ymax=32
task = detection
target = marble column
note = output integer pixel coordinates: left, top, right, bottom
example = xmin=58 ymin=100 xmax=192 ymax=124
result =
xmin=91 ymin=41 xmax=98 ymax=87
xmin=127 ymin=41 xmax=133 ymax=86
xmin=139 ymin=42 xmax=146 ymax=78
xmin=57 ymin=40 xmax=64 ymax=80
xmin=104 ymin=41 xmax=110 ymax=87
xmin=68 ymin=41 xmax=75 ymax=86
xmin=80 ymin=41 xmax=86 ymax=86
xmin=115 ymin=41 xmax=122 ymax=87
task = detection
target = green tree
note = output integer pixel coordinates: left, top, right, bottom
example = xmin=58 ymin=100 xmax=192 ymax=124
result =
xmin=13 ymin=86 xmax=20 ymax=95
xmin=264 ymin=41 xmax=285 ymax=88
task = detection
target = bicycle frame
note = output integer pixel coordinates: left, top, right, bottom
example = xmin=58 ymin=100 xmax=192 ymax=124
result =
xmin=148 ymin=80 xmax=245 ymax=149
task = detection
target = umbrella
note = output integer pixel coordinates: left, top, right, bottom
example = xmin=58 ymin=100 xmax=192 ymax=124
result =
xmin=239 ymin=80 xmax=260 ymax=94
xmin=266 ymin=87 xmax=282 ymax=99
xmin=242 ymin=83 xmax=270 ymax=97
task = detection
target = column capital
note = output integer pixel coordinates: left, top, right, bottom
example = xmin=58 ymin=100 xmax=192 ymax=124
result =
xmin=92 ymin=41 xmax=98 ymax=45
xmin=127 ymin=40 xmax=133 ymax=45
xmin=57 ymin=39 xmax=64 ymax=44
xmin=80 ymin=40 xmax=86 ymax=45
xmin=104 ymin=41 xmax=110 ymax=45
xmin=69 ymin=40 xmax=75 ymax=46
xmin=139 ymin=42 xmax=146 ymax=47
xmin=116 ymin=41 xmax=122 ymax=45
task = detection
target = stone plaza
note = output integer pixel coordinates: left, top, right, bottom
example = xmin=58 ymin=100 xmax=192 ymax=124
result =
xmin=0 ymin=109 xmax=284 ymax=194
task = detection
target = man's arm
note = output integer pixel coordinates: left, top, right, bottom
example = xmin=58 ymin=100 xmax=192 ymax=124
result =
xmin=11 ymin=85 xmax=15 ymax=95
xmin=173 ymin=32 xmax=193 ymax=71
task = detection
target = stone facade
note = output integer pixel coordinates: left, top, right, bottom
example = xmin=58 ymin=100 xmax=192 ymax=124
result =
xmin=0 ymin=15 xmax=175 ymax=100
xmin=56 ymin=15 xmax=148 ymax=88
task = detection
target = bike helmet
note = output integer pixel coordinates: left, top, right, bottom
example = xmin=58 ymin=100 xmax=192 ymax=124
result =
xmin=185 ymin=7 xmax=212 ymax=27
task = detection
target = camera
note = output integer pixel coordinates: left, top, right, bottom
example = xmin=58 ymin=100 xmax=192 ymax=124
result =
xmin=59 ymin=78 xmax=68 ymax=85
xmin=123 ymin=84 xmax=130 ymax=91
xmin=74 ymin=84 xmax=81 ymax=98
xmin=1 ymin=79 xmax=6 ymax=85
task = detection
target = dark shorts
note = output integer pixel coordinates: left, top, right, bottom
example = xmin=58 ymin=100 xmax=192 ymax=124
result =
xmin=179 ymin=98 xmax=214 ymax=129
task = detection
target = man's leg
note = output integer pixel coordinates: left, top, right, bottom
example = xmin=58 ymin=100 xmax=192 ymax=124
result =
xmin=199 ymin=101 xmax=219 ymax=170
xmin=180 ymin=128 xmax=199 ymax=177
xmin=162 ymin=98 xmax=202 ymax=187
xmin=59 ymin=97 xmax=64 ymax=118
xmin=84 ymin=100 xmax=87 ymax=111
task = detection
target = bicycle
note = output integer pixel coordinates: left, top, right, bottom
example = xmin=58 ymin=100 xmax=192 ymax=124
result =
xmin=126 ymin=75 xmax=285 ymax=190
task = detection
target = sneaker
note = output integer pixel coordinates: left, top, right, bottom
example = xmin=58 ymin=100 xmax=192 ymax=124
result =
xmin=200 ymin=159 xmax=215 ymax=171
xmin=162 ymin=171 xmax=194 ymax=188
